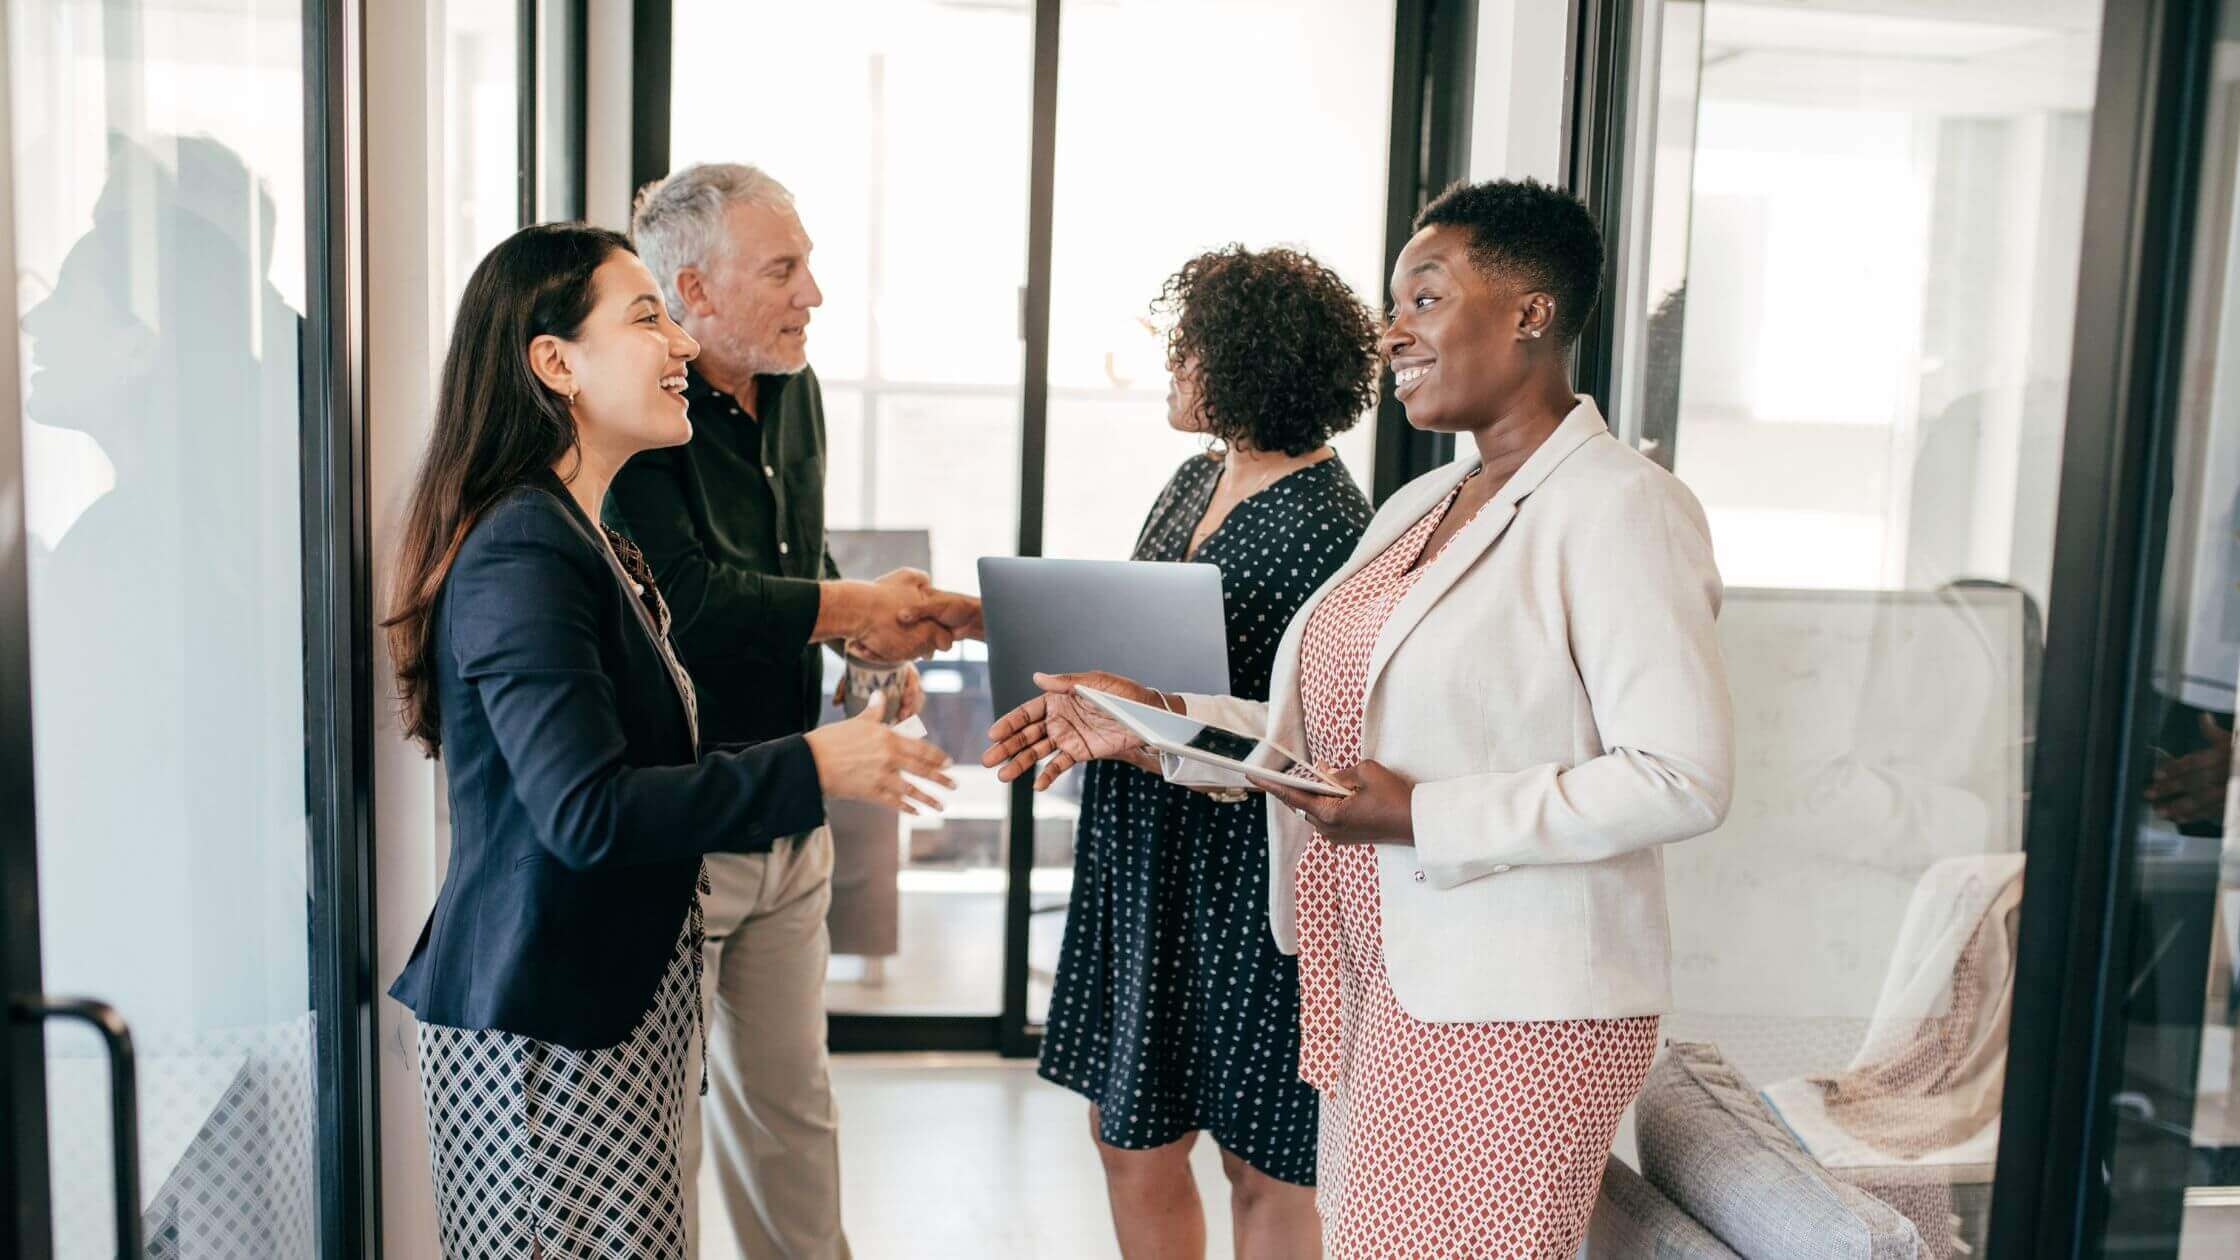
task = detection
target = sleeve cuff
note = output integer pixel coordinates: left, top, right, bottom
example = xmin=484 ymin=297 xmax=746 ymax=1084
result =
xmin=1410 ymin=777 xmax=1518 ymax=890
xmin=724 ymin=732 xmax=827 ymax=851
xmin=765 ymin=577 xmax=824 ymax=652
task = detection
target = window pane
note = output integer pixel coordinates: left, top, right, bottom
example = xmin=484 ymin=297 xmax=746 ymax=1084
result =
xmin=442 ymin=0 xmax=521 ymax=313
xmin=9 ymin=1 xmax=319 ymax=1253
xmin=671 ymin=0 xmax=1032 ymax=1016
xmin=1629 ymin=4 xmax=2102 ymax=1250
xmin=2096 ymin=6 xmax=2240 ymax=1250
xmin=1032 ymin=0 xmax=1396 ymax=1025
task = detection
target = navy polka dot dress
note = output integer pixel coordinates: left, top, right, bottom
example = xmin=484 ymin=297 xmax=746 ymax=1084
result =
xmin=1037 ymin=451 xmax=1372 ymax=1184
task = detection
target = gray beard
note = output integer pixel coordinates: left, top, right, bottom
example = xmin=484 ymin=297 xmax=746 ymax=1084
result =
xmin=710 ymin=324 xmax=808 ymax=378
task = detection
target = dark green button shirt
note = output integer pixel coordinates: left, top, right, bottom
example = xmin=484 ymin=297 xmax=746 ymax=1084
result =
xmin=603 ymin=364 xmax=839 ymax=748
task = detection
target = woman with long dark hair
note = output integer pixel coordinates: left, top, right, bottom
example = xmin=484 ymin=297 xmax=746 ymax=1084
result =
xmin=385 ymin=222 xmax=951 ymax=1258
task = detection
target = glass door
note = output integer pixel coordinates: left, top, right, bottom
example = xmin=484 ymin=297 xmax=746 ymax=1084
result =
xmin=1033 ymin=0 xmax=1397 ymax=1027
xmin=2 ymin=0 xmax=330 ymax=1254
xmin=663 ymin=0 xmax=1405 ymax=1049
xmin=2089 ymin=4 xmax=2240 ymax=1252
xmin=1600 ymin=2 xmax=2106 ymax=1255
xmin=668 ymin=0 xmax=1037 ymax=1028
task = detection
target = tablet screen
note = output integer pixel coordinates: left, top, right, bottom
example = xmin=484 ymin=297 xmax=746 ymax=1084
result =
xmin=1087 ymin=689 xmax=1326 ymax=785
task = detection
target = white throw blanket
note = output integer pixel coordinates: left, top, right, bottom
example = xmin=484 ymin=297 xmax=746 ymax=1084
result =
xmin=1763 ymin=852 xmax=2026 ymax=1165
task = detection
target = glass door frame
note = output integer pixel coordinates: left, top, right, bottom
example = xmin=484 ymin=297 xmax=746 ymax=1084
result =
xmin=1563 ymin=1 xmax=2227 ymax=1255
xmin=0 ymin=0 xmax=386 ymax=1255
xmin=1992 ymin=2 xmax=2226 ymax=1254
xmin=625 ymin=0 xmax=1479 ymax=1057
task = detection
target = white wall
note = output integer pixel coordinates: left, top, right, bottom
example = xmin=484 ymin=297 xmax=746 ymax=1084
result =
xmin=584 ymin=0 xmax=634 ymax=229
xmin=365 ymin=0 xmax=446 ymax=1252
xmin=1468 ymin=0 xmax=1569 ymax=184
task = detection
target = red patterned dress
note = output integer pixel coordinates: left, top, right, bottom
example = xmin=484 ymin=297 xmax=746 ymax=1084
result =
xmin=1293 ymin=473 xmax=1660 ymax=1258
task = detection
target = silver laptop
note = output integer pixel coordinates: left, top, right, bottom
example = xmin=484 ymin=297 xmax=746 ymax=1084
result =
xmin=977 ymin=557 xmax=1231 ymax=716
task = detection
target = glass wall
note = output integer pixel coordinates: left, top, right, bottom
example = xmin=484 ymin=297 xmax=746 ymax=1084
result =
xmin=670 ymin=0 xmax=1034 ymax=1017
xmin=1616 ymin=2 xmax=2102 ymax=1253
xmin=1028 ymin=0 xmax=1395 ymax=1022
xmin=2095 ymin=5 xmax=2240 ymax=1253
xmin=440 ymin=0 xmax=524 ymax=313
xmin=669 ymin=0 xmax=1399 ymax=1028
xmin=8 ymin=0 xmax=318 ymax=1254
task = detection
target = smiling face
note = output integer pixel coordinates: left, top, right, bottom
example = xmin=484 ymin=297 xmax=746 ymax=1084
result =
xmin=539 ymin=251 xmax=701 ymax=461
xmin=680 ymin=201 xmax=822 ymax=378
xmin=1381 ymin=223 xmax=1553 ymax=433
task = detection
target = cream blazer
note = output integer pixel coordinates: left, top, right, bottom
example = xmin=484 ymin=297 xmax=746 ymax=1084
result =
xmin=1171 ymin=398 xmax=1732 ymax=1022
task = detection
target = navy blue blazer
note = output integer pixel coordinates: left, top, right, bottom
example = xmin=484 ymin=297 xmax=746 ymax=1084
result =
xmin=388 ymin=474 xmax=824 ymax=1049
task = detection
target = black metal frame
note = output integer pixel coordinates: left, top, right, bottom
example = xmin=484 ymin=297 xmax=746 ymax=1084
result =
xmin=628 ymin=0 xmax=672 ymax=213
xmin=518 ymin=0 xmax=539 ymax=226
xmin=302 ymin=0 xmax=383 ymax=1255
xmin=0 ymin=4 xmax=54 ymax=1253
xmin=1562 ymin=0 xmax=1633 ymax=416
xmin=998 ymin=0 xmax=1065 ymax=1059
xmin=568 ymin=0 xmax=589 ymax=220
xmin=1989 ymin=2 xmax=2219 ymax=1256
xmin=1373 ymin=0 xmax=1476 ymax=503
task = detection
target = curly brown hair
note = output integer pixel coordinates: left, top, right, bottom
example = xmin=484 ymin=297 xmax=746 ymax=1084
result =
xmin=1155 ymin=245 xmax=1380 ymax=456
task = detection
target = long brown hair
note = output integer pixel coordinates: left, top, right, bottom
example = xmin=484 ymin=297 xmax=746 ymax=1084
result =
xmin=384 ymin=222 xmax=633 ymax=755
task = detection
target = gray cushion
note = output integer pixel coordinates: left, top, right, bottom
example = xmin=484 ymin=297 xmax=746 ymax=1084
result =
xmin=1637 ymin=1042 xmax=1922 ymax=1260
xmin=1587 ymin=1156 xmax=1743 ymax=1259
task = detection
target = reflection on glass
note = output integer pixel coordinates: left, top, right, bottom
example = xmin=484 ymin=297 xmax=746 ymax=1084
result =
xmin=2098 ymin=5 xmax=2240 ymax=1250
xmin=1632 ymin=3 xmax=2102 ymax=1254
xmin=10 ymin=1 xmax=316 ymax=1254
xmin=672 ymin=0 xmax=1032 ymax=1016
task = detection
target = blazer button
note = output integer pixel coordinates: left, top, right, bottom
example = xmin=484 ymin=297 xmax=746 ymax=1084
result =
xmin=1411 ymin=870 xmax=1426 ymax=883
xmin=778 ymin=542 xmax=790 ymax=555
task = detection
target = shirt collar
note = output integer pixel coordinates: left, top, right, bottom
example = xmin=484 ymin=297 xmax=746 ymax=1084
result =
xmin=684 ymin=363 xmax=795 ymax=418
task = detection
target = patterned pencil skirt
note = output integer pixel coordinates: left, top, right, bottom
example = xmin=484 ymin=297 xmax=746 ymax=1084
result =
xmin=415 ymin=902 xmax=704 ymax=1259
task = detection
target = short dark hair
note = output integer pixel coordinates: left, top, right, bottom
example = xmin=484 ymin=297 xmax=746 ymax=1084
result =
xmin=1156 ymin=245 xmax=1380 ymax=456
xmin=1413 ymin=178 xmax=1604 ymax=346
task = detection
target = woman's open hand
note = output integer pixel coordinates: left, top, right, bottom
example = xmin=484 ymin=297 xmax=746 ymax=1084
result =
xmin=1253 ymin=759 xmax=1417 ymax=846
xmin=805 ymin=691 xmax=956 ymax=813
xmin=983 ymin=670 xmax=1161 ymax=790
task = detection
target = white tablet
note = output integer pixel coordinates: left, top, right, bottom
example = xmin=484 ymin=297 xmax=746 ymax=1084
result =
xmin=1077 ymin=687 xmax=1351 ymax=798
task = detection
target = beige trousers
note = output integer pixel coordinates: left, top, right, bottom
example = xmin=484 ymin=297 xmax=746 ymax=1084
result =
xmin=681 ymin=827 xmax=852 ymax=1260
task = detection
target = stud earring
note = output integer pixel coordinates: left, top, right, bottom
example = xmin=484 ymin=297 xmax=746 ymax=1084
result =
xmin=1529 ymin=330 xmax=1544 ymax=340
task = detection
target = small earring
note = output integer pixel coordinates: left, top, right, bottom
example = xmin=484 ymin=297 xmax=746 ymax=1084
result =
xmin=1529 ymin=330 xmax=1544 ymax=340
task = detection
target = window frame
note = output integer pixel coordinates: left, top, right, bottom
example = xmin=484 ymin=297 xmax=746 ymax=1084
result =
xmin=627 ymin=0 xmax=1470 ymax=1057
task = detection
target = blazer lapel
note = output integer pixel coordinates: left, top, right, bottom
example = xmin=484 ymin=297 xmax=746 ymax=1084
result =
xmin=1359 ymin=398 xmax=1613 ymax=706
xmin=535 ymin=476 xmax=702 ymax=748
xmin=1260 ymin=461 xmax=1477 ymax=754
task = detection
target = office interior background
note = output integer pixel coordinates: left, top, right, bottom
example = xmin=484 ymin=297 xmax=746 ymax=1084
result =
xmin=1 ymin=0 xmax=2238 ymax=1255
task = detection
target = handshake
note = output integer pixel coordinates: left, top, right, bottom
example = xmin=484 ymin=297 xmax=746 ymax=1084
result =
xmin=820 ymin=568 xmax=984 ymax=664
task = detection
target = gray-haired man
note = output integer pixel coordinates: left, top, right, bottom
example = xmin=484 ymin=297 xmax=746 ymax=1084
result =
xmin=606 ymin=163 xmax=979 ymax=1259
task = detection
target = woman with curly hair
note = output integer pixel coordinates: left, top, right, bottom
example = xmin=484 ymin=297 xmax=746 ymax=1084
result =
xmin=992 ymin=179 xmax=1732 ymax=1257
xmin=1030 ymin=245 xmax=1377 ymax=1259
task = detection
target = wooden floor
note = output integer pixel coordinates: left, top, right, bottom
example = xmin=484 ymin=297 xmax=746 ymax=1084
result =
xmin=696 ymin=1054 xmax=1239 ymax=1259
